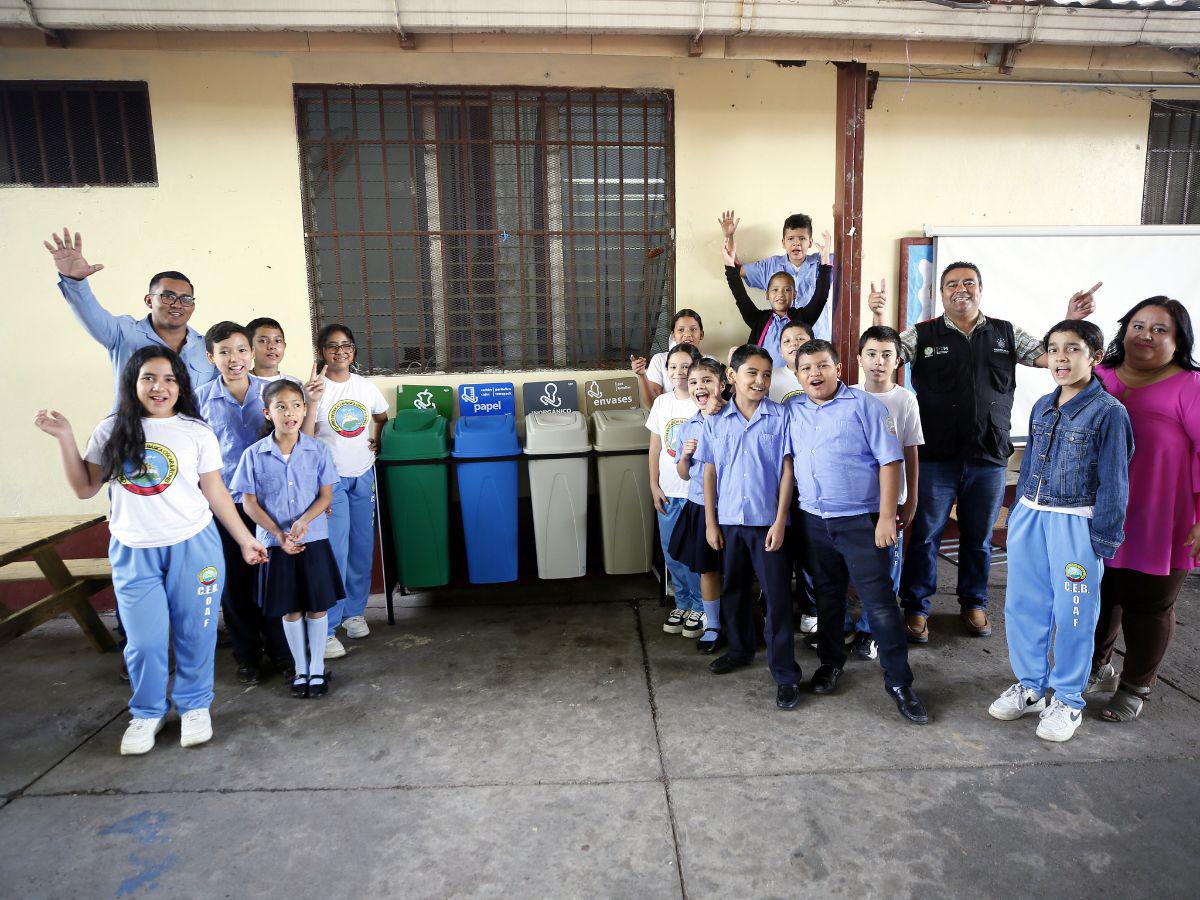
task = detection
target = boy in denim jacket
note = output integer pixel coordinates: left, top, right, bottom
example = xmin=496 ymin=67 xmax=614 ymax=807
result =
xmin=989 ymin=320 xmax=1134 ymax=743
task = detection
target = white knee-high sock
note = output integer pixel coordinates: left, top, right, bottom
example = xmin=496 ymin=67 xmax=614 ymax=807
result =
xmin=306 ymin=616 xmax=327 ymax=678
xmin=282 ymin=618 xmax=308 ymax=676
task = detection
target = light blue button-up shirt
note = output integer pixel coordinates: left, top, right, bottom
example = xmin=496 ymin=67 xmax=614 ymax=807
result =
xmin=58 ymin=276 xmax=217 ymax=406
xmin=230 ymin=433 xmax=339 ymax=547
xmin=693 ymin=397 xmax=791 ymax=527
xmin=678 ymin=413 xmax=707 ymax=507
xmin=760 ymin=313 xmax=793 ymax=369
xmin=195 ymin=375 xmax=268 ymax=501
xmin=787 ymin=383 xmax=903 ymax=519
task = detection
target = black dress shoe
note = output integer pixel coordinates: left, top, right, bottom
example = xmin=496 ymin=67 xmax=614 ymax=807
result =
xmin=709 ymin=655 xmax=751 ymax=675
xmin=307 ymin=671 xmax=331 ymax=698
xmin=811 ymin=664 xmax=843 ymax=695
xmin=290 ymin=674 xmax=309 ymax=699
xmin=776 ymin=683 xmax=801 ymax=709
xmin=697 ymin=630 xmax=724 ymax=654
xmin=887 ymin=685 xmax=929 ymax=724
xmin=236 ymin=664 xmax=261 ymax=685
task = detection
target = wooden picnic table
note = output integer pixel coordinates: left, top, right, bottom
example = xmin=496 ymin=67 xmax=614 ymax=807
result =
xmin=0 ymin=514 xmax=117 ymax=652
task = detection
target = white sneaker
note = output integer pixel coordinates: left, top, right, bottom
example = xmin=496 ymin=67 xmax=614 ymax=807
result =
xmin=1036 ymin=698 xmax=1083 ymax=742
xmin=179 ymin=708 xmax=213 ymax=748
xmin=343 ymin=615 xmax=370 ymax=639
xmin=119 ymin=717 xmax=164 ymax=755
xmin=681 ymin=611 xmax=705 ymax=639
xmin=799 ymin=614 xmax=818 ymax=634
xmin=325 ymin=635 xmax=347 ymax=659
xmin=988 ymin=683 xmax=1047 ymax=721
xmin=1085 ymin=663 xmax=1119 ymax=694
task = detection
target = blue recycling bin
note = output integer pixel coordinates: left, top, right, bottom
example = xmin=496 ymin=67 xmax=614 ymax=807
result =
xmin=453 ymin=414 xmax=521 ymax=584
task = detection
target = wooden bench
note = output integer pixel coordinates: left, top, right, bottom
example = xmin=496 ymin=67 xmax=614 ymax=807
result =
xmin=0 ymin=558 xmax=112 ymax=583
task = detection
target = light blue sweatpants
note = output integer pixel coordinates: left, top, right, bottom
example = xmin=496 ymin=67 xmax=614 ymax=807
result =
xmin=326 ymin=468 xmax=377 ymax=635
xmin=109 ymin=522 xmax=224 ymax=719
xmin=1004 ymin=503 xmax=1103 ymax=710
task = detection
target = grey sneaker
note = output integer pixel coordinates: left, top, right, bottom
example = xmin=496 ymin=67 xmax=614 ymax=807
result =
xmin=681 ymin=611 xmax=705 ymax=639
xmin=663 ymin=608 xmax=686 ymax=635
xmin=1085 ymin=663 xmax=1119 ymax=694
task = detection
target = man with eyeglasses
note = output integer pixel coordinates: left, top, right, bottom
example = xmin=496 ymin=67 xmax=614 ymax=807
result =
xmin=44 ymin=228 xmax=217 ymax=402
xmin=869 ymin=261 xmax=1100 ymax=643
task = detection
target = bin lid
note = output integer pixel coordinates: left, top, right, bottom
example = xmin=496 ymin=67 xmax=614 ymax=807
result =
xmin=523 ymin=410 xmax=590 ymax=455
xmin=380 ymin=408 xmax=449 ymax=461
xmin=452 ymin=414 xmax=520 ymax=458
xmin=591 ymin=408 xmax=651 ymax=452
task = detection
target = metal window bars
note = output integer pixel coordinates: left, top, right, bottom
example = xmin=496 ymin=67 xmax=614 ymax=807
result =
xmin=295 ymin=85 xmax=675 ymax=375
xmin=0 ymin=81 xmax=157 ymax=187
xmin=1142 ymin=99 xmax=1200 ymax=226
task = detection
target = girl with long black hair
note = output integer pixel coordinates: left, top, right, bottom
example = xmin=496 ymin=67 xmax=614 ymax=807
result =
xmin=35 ymin=345 xmax=267 ymax=756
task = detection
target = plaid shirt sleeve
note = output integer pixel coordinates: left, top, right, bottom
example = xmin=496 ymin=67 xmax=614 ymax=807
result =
xmin=1013 ymin=325 xmax=1045 ymax=366
xmin=898 ymin=327 xmax=918 ymax=362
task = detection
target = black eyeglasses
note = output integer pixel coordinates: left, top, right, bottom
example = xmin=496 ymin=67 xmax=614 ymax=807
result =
xmin=151 ymin=290 xmax=196 ymax=308
xmin=323 ymin=342 xmax=355 ymax=352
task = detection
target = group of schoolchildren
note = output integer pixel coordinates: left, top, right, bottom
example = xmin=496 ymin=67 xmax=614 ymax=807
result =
xmin=37 ymin=236 xmax=388 ymax=754
xmin=635 ymin=211 xmax=1134 ymax=740
xmin=36 ymin=213 xmax=1135 ymax=754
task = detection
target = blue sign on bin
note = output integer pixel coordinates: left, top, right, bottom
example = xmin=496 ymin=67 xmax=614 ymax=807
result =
xmin=459 ymin=382 xmax=515 ymax=418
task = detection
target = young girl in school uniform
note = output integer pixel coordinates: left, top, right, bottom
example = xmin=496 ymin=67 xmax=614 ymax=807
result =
xmin=233 ymin=379 xmax=343 ymax=698
xmin=631 ymin=309 xmax=706 ymax=408
xmin=646 ymin=343 xmax=704 ymax=637
xmin=35 ymin=346 xmax=268 ymax=756
xmin=303 ymin=324 xmax=389 ymax=657
xmin=671 ymin=357 xmax=730 ymax=653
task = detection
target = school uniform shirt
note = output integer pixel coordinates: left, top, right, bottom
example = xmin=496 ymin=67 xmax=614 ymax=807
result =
xmin=852 ymin=383 xmax=924 ymax=505
xmin=230 ymin=433 xmax=340 ymax=548
xmin=645 ymin=391 xmax=699 ymax=498
xmin=57 ymin=276 xmax=217 ymax=407
xmin=693 ymin=398 xmax=791 ymax=526
xmin=84 ymin=415 xmax=223 ymax=549
xmin=678 ymin=413 xmax=707 ymax=506
xmin=769 ymin=366 xmax=804 ymax=404
xmin=788 ymin=383 xmax=903 ymax=519
xmin=195 ymin=375 xmax=268 ymax=501
xmin=314 ymin=373 xmax=389 ymax=478
xmin=257 ymin=373 xmax=302 ymax=385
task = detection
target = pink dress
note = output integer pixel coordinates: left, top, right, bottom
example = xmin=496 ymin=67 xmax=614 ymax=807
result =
xmin=1098 ymin=366 xmax=1200 ymax=575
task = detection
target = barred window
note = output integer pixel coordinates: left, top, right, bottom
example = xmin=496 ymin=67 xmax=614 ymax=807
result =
xmin=295 ymin=85 xmax=674 ymax=374
xmin=1142 ymin=99 xmax=1200 ymax=225
xmin=0 ymin=81 xmax=157 ymax=187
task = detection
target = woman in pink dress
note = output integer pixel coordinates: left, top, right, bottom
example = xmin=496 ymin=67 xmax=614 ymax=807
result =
xmin=1089 ymin=297 xmax=1200 ymax=721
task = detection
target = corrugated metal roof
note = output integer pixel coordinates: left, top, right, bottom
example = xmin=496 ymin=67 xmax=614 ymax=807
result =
xmin=994 ymin=0 xmax=1199 ymax=8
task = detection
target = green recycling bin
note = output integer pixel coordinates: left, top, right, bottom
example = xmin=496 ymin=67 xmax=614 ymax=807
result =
xmin=379 ymin=408 xmax=450 ymax=588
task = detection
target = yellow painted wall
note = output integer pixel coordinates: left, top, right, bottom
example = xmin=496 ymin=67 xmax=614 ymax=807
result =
xmin=0 ymin=45 xmax=1148 ymax=516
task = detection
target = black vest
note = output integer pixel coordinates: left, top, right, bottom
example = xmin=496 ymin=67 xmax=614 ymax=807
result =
xmin=911 ymin=316 xmax=1018 ymax=466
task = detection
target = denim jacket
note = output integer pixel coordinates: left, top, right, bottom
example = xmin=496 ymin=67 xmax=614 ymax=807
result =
xmin=1015 ymin=376 xmax=1135 ymax=558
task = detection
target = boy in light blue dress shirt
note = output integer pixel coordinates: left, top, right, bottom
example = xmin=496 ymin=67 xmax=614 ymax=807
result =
xmin=788 ymin=340 xmax=929 ymax=724
xmin=694 ymin=345 xmax=802 ymax=710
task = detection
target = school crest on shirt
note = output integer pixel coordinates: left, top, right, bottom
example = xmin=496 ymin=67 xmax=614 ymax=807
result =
xmin=1064 ymin=562 xmax=1086 ymax=583
xmin=329 ymin=399 xmax=369 ymax=438
xmin=117 ymin=442 xmax=178 ymax=496
xmin=665 ymin=417 xmax=688 ymax=458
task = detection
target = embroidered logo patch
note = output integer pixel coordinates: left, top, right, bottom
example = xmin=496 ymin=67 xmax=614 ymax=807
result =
xmin=328 ymin=399 xmax=369 ymax=438
xmin=1064 ymin=562 xmax=1087 ymax=583
xmin=923 ymin=346 xmax=934 ymax=357
xmin=198 ymin=566 xmax=219 ymax=586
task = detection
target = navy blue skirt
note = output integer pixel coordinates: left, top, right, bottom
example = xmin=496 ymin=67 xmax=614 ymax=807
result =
xmin=667 ymin=499 xmax=722 ymax=575
xmin=257 ymin=539 xmax=344 ymax=617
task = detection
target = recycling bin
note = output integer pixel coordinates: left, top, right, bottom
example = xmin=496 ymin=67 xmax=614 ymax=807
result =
xmin=591 ymin=408 xmax=655 ymax=575
xmin=453 ymin=414 xmax=521 ymax=584
xmin=524 ymin=410 xmax=591 ymax=579
xmin=379 ymin=408 xmax=450 ymax=588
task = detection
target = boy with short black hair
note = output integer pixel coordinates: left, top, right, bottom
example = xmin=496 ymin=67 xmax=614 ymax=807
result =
xmin=246 ymin=316 xmax=296 ymax=382
xmin=694 ymin=344 xmax=801 ymax=710
xmin=789 ymin=339 xmax=929 ymax=724
xmin=196 ymin=321 xmax=290 ymax=684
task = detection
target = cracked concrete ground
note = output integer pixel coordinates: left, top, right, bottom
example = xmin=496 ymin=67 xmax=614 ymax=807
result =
xmin=1 ymin=562 xmax=1198 ymax=899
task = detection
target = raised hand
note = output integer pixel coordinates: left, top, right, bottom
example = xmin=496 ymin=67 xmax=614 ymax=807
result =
xmin=815 ymin=230 xmax=832 ymax=265
xmin=630 ymin=354 xmax=648 ymax=377
xmin=1067 ymin=282 xmax=1102 ymax=320
xmin=305 ymin=362 xmax=327 ymax=402
xmin=721 ymin=237 xmax=737 ymax=268
xmin=43 ymin=228 xmax=104 ymax=280
xmin=717 ymin=209 xmax=740 ymax=241
xmin=868 ymin=278 xmax=888 ymax=321
xmin=34 ymin=409 xmax=74 ymax=440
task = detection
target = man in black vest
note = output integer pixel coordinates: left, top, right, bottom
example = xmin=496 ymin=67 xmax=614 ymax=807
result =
xmin=871 ymin=262 xmax=1098 ymax=642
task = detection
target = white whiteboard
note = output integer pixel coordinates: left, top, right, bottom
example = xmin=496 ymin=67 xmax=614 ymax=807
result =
xmin=929 ymin=226 xmax=1200 ymax=442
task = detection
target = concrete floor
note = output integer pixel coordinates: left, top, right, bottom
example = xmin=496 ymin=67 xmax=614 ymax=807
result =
xmin=2 ymin=562 xmax=1198 ymax=900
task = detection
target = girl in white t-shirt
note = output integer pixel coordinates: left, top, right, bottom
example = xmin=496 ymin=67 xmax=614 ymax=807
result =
xmin=35 ymin=346 xmax=267 ymax=757
xmin=304 ymin=324 xmax=389 ymax=654
xmin=646 ymin=343 xmax=703 ymax=637
xmin=631 ymin=309 xmax=706 ymax=408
